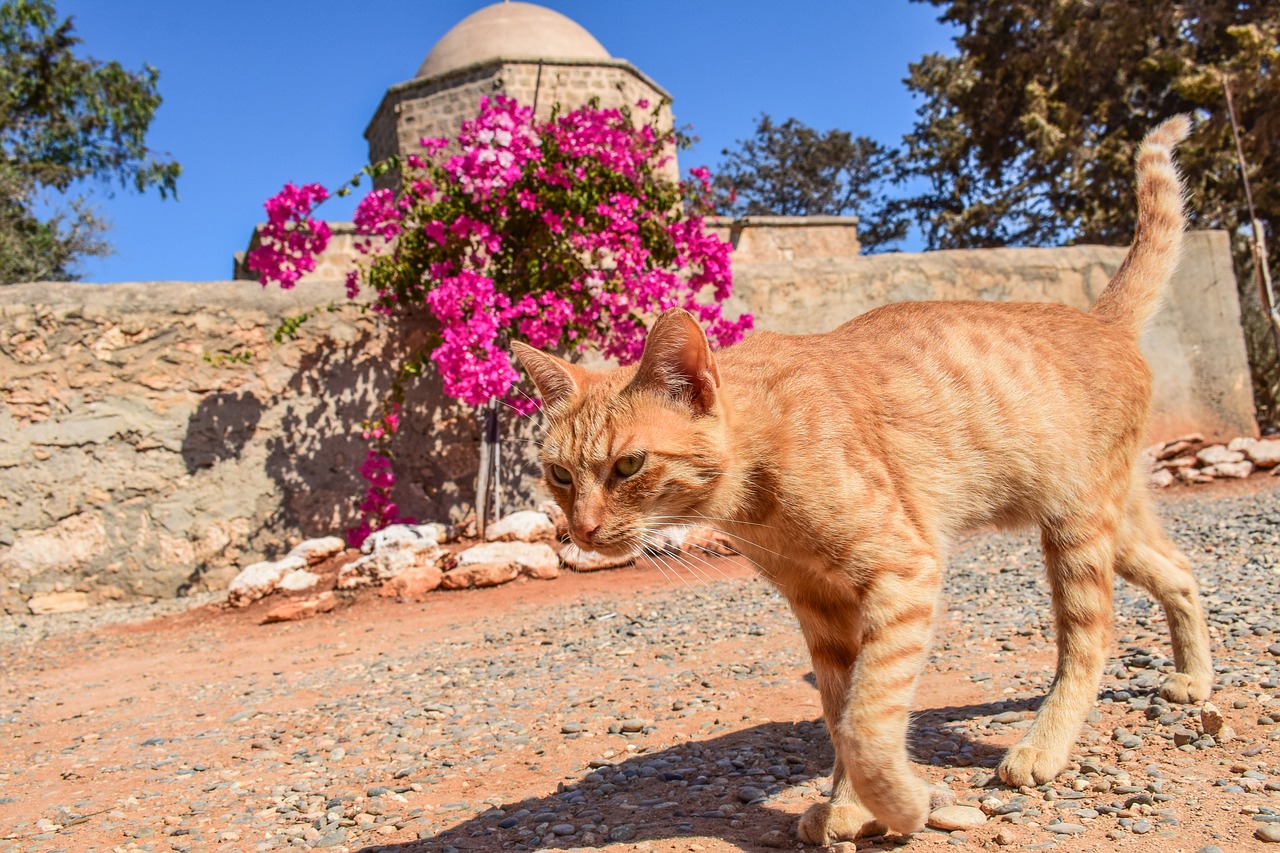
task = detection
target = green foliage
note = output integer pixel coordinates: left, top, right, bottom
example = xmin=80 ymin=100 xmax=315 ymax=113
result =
xmin=903 ymin=0 xmax=1280 ymax=426
xmin=201 ymin=349 xmax=254 ymax=367
xmin=711 ymin=114 xmax=908 ymax=252
xmin=0 ymin=0 xmax=180 ymax=283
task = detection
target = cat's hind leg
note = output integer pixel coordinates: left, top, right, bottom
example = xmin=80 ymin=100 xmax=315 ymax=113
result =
xmin=999 ymin=514 xmax=1117 ymax=787
xmin=1114 ymin=488 xmax=1212 ymax=703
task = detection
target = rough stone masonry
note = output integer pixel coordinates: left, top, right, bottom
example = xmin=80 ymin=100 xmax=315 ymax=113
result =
xmin=0 ymin=230 xmax=1257 ymax=611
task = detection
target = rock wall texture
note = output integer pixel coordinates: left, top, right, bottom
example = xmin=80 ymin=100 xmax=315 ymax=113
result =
xmin=364 ymin=58 xmax=674 ymax=189
xmin=0 ymin=230 xmax=1255 ymax=609
xmin=724 ymin=230 xmax=1256 ymax=441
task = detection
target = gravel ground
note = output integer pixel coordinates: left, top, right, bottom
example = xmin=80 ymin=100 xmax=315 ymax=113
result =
xmin=1 ymin=477 xmax=1278 ymax=853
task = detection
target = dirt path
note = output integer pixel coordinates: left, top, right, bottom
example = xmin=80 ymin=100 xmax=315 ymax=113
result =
xmin=1 ymin=478 xmax=1278 ymax=852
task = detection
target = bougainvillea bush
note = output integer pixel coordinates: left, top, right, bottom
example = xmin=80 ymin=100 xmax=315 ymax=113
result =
xmin=248 ymin=95 xmax=753 ymax=543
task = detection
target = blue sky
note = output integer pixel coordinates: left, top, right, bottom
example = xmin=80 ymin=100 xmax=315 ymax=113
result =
xmin=54 ymin=1 xmax=957 ymax=283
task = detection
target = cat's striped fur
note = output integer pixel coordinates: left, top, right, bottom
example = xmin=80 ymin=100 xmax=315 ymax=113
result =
xmin=513 ymin=116 xmax=1211 ymax=842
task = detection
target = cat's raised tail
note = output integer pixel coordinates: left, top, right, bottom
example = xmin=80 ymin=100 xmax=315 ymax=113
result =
xmin=1089 ymin=114 xmax=1191 ymax=335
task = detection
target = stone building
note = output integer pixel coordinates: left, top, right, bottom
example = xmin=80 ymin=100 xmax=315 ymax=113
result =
xmin=235 ymin=1 xmax=862 ymax=280
xmin=364 ymin=2 xmax=674 ymax=170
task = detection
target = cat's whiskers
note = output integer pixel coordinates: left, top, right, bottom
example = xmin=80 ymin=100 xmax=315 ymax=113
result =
xmin=641 ymin=517 xmax=779 ymax=582
xmin=635 ymin=526 xmax=737 ymax=586
xmin=646 ymin=514 xmax=791 ymax=565
xmin=649 ymin=536 xmax=740 ymax=586
xmin=637 ymin=533 xmax=711 ymax=598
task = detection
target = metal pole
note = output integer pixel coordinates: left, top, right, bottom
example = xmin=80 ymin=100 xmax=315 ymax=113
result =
xmin=476 ymin=399 xmax=501 ymax=537
xmin=490 ymin=398 xmax=502 ymax=524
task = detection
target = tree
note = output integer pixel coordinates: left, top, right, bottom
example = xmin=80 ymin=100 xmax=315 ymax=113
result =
xmin=902 ymin=0 xmax=1280 ymax=428
xmin=0 ymin=0 xmax=180 ymax=282
xmin=712 ymin=114 xmax=908 ymax=251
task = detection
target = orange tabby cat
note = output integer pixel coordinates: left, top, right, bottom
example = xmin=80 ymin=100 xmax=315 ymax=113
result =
xmin=512 ymin=116 xmax=1212 ymax=842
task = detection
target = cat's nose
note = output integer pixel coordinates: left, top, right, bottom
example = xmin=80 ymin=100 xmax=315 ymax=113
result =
xmin=571 ymin=521 xmax=600 ymax=547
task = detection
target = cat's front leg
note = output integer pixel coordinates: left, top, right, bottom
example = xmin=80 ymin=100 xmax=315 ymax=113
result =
xmin=791 ymin=633 xmax=884 ymax=844
xmin=835 ymin=562 xmax=942 ymax=836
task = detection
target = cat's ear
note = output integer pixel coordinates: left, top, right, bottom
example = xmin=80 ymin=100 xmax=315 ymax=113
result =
xmin=632 ymin=308 xmax=721 ymax=415
xmin=511 ymin=342 xmax=584 ymax=410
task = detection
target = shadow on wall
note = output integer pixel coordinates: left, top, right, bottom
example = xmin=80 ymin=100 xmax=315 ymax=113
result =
xmin=178 ymin=312 xmax=544 ymax=592
xmin=182 ymin=391 xmax=264 ymax=474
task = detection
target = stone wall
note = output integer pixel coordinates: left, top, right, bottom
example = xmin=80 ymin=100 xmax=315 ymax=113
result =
xmin=0 ymin=281 xmax=537 ymax=614
xmin=724 ymin=230 xmax=1256 ymax=440
xmin=0 ymin=230 xmax=1256 ymax=611
xmin=233 ymin=217 xmax=864 ymax=284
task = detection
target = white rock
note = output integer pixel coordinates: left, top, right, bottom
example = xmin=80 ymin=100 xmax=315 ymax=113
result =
xmin=1202 ymin=460 xmax=1253 ymax=479
xmin=484 ymin=510 xmax=555 ymax=543
xmin=1200 ymin=701 xmax=1224 ymax=736
xmin=1196 ymin=444 xmax=1245 ymax=466
xmin=558 ymin=543 xmax=636 ymax=571
xmin=1140 ymin=442 xmax=1163 ymax=467
xmin=286 ymin=536 xmax=346 ymax=566
xmin=360 ymin=523 xmax=443 ymax=555
xmin=1243 ymin=438 xmax=1280 ymax=468
xmin=441 ymin=562 xmax=521 ymax=589
xmin=27 ymin=590 xmax=90 ymax=615
xmin=340 ymin=523 xmax=451 ymax=588
xmin=277 ymin=569 xmax=320 ymax=592
xmin=927 ymin=805 xmax=987 ymax=831
xmin=456 ymin=541 xmax=559 ymax=577
xmin=1156 ymin=434 xmax=1204 ymax=461
xmin=1228 ymin=436 xmax=1257 ymax=453
xmin=1149 ymin=468 xmax=1175 ymax=488
xmin=1176 ymin=467 xmax=1212 ymax=484
xmin=228 ymin=555 xmax=307 ymax=606
xmin=339 ymin=544 xmax=448 ymax=589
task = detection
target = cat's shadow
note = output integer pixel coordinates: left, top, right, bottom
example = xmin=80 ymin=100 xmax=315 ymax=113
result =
xmin=356 ymin=694 xmax=1055 ymax=852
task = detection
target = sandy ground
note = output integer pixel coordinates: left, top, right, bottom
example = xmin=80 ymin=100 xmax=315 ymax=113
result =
xmin=1 ymin=477 xmax=1278 ymax=853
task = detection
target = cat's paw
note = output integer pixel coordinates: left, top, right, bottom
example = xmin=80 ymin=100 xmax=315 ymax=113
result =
xmin=869 ymin=778 xmax=931 ymax=836
xmin=1159 ymin=671 xmax=1211 ymax=704
xmin=998 ymin=742 xmax=1068 ymax=787
xmin=796 ymin=801 xmax=884 ymax=845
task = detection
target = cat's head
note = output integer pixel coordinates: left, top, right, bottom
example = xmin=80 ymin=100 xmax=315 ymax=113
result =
xmin=513 ymin=309 xmax=731 ymax=557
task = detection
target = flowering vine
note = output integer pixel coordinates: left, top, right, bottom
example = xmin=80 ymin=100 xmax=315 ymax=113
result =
xmin=249 ymin=95 xmax=753 ymax=543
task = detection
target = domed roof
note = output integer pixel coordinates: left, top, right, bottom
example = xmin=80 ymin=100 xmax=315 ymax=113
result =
xmin=417 ymin=2 xmax=611 ymax=79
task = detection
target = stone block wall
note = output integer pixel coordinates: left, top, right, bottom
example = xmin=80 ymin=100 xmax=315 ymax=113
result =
xmin=0 ymin=230 xmax=1256 ymax=610
xmin=364 ymin=58 xmax=673 ymax=184
xmin=707 ymin=216 xmax=862 ymax=262
xmin=723 ymin=230 xmax=1256 ymax=440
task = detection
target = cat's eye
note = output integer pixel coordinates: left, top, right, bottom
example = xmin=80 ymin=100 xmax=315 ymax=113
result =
xmin=614 ymin=453 xmax=645 ymax=479
xmin=549 ymin=464 xmax=573 ymax=486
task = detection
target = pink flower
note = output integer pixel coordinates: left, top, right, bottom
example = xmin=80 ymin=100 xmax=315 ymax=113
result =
xmin=253 ymin=94 xmax=753 ymax=542
xmin=247 ymin=182 xmax=332 ymax=289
